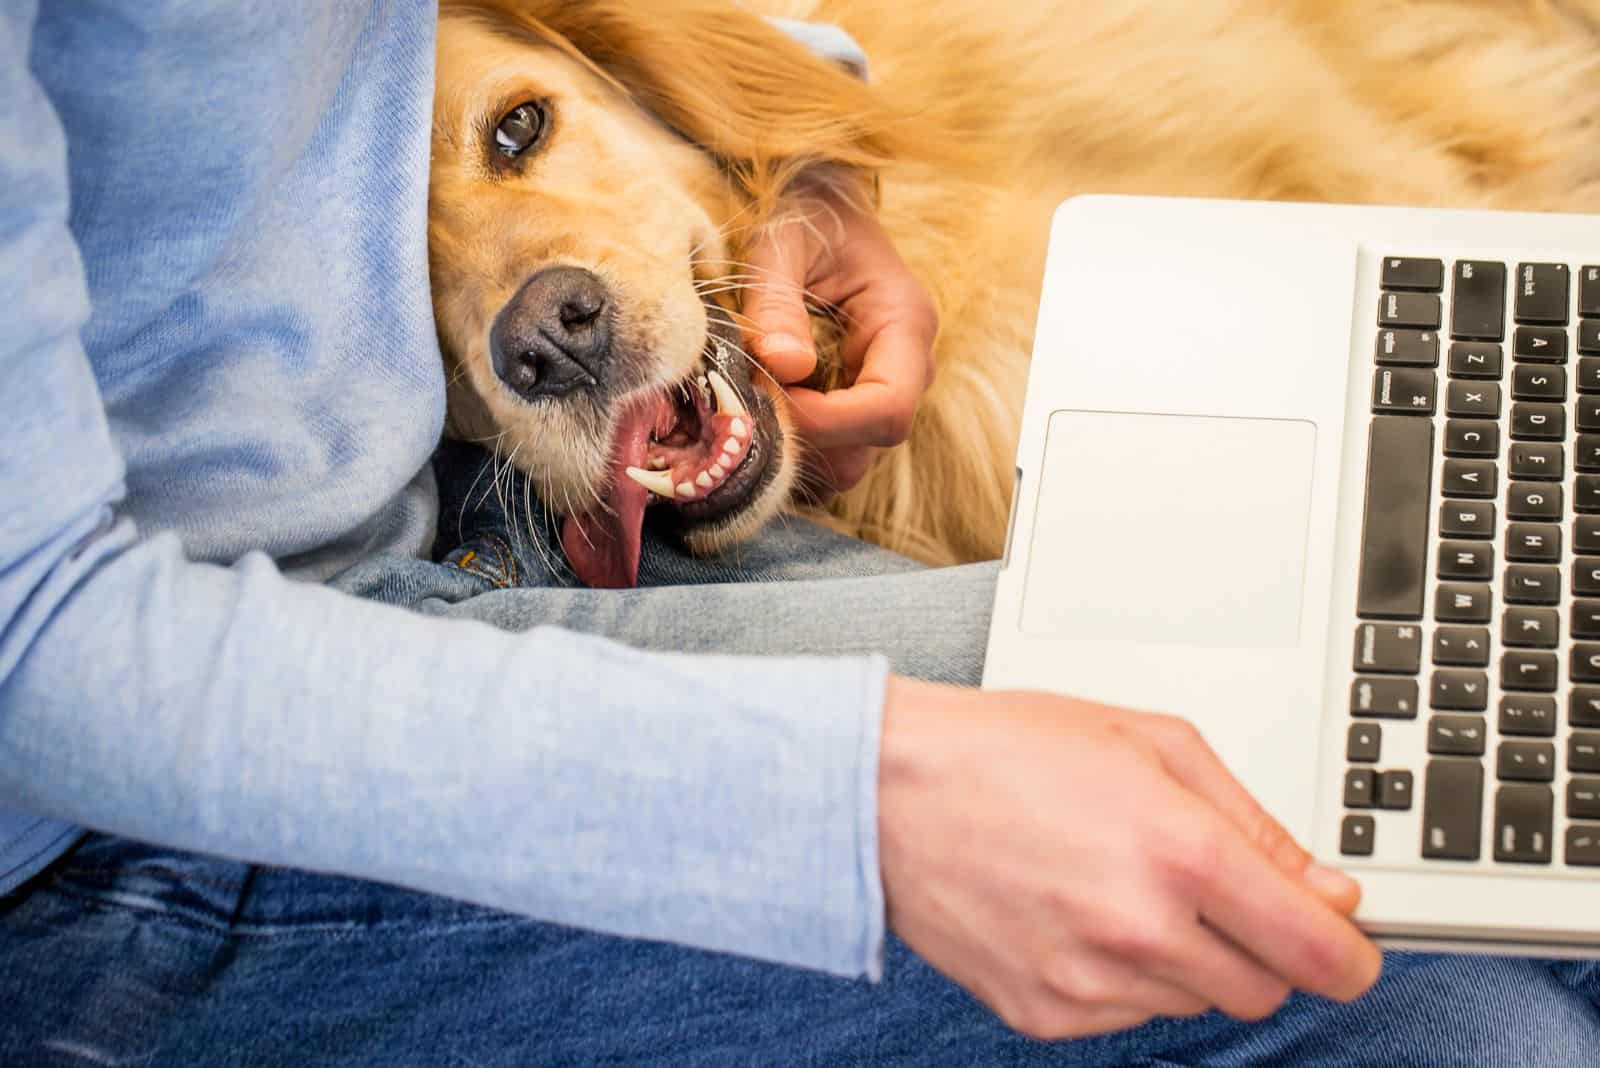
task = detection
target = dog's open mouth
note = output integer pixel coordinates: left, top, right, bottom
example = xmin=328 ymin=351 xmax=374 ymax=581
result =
xmin=559 ymin=340 xmax=775 ymax=588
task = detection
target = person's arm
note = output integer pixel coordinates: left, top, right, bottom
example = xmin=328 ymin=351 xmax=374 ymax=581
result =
xmin=0 ymin=5 xmax=886 ymax=979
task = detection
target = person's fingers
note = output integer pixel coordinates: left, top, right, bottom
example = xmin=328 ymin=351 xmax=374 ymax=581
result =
xmin=1175 ymin=812 xmax=1382 ymax=1002
xmin=1131 ymin=715 xmax=1361 ymax=913
xmin=741 ymin=225 xmax=820 ymax=383
xmin=1142 ymin=919 xmax=1293 ymax=1021
xmin=1045 ymin=949 xmax=1213 ymax=1020
xmin=780 ymin=314 xmax=933 ymax=450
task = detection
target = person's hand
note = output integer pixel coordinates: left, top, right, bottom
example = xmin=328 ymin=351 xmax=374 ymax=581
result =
xmin=877 ymin=676 xmax=1382 ymax=1041
xmin=740 ymin=173 xmax=938 ymax=501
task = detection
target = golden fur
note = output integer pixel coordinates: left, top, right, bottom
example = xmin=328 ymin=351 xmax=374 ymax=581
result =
xmin=433 ymin=0 xmax=1600 ymax=572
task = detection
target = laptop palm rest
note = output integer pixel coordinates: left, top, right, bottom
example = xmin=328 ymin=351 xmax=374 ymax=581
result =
xmin=1020 ymin=411 xmax=1318 ymax=647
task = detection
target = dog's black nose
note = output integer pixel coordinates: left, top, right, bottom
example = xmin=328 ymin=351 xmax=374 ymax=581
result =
xmin=490 ymin=267 xmax=612 ymax=399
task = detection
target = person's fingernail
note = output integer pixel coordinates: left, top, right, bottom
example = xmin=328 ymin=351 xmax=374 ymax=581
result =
xmin=763 ymin=333 xmax=811 ymax=356
xmin=1305 ymin=863 xmax=1359 ymax=901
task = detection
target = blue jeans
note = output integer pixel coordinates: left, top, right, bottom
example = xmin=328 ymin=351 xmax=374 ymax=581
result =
xmin=3 ymin=444 xmax=1599 ymax=1065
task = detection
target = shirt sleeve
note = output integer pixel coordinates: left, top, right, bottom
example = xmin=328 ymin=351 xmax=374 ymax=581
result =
xmin=0 ymin=4 xmax=888 ymax=981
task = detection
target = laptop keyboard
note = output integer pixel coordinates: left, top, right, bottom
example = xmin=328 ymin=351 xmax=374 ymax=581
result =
xmin=1350 ymin=257 xmax=1600 ymax=866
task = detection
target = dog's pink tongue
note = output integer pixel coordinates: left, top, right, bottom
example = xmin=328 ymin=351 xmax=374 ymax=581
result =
xmin=560 ymin=398 xmax=660 ymax=589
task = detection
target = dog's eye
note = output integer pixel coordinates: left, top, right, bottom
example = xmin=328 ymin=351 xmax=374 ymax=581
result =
xmin=495 ymin=101 xmax=548 ymax=158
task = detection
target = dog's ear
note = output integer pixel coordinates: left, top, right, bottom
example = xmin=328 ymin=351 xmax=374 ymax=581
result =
xmin=444 ymin=0 xmax=963 ymax=214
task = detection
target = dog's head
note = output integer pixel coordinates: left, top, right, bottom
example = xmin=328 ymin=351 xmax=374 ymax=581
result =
xmin=429 ymin=1 xmax=916 ymax=587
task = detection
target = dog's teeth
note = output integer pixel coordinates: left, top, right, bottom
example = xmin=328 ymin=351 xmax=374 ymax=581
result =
xmin=625 ymin=466 xmax=677 ymax=499
xmin=696 ymin=472 xmax=713 ymax=489
xmin=730 ymin=417 xmax=747 ymax=438
xmin=706 ymin=369 xmax=747 ymax=418
xmin=676 ymin=481 xmax=696 ymax=498
xmin=723 ymin=437 xmax=740 ymax=456
xmin=709 ymin=462 xmax=726 ymax=478
xmin=648 ymin=455 xmax=668 ymax=470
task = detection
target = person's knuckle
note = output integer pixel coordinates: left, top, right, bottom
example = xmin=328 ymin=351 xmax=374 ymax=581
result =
xmin=1043 ymin=957 xmax=1110 ymax=1006
xmin=1165 ymin=823 xmax=1224 ymax=895
xmin=877 ymin=407 xmax=915 ymax=445
xmin=1095 ymin=915 xmax=1167 ymax=966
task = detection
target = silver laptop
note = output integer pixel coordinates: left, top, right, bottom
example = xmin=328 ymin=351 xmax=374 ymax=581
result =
xmin=983 ymin=194 xmax=1600 ymax=955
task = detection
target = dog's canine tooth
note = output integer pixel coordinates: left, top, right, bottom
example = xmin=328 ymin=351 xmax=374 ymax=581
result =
xmin=706 ymin=369 xmax=747 ymax=418
xmin=625 ymin=466 xmax=677 ymax=498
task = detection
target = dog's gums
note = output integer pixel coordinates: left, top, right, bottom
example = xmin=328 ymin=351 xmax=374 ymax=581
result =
xmin=559 ymin=345 xmax=779 ymax=589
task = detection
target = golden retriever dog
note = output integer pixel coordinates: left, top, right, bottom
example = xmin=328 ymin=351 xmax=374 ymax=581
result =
xmin=429 ymin=0 xmax=1600 ymax=587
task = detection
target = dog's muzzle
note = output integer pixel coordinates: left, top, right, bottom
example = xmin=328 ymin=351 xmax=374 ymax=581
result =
xmin=490 ymin=266 xmax=612 ymax=399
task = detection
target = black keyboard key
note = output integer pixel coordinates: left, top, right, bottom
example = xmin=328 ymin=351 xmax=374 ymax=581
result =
xmin=1510 ymin=402 xmax=1565 ymax=440
xmin=1356 ymin=417 xmax=1433 ymax=619
xmin=1505 ymin=564 xmax=1560 ymax=606
xmin=1382 ymin=291 xmax=1443 ymax=330
xmin=1344 ymin=768 xmax=1376 ymax=808
xmin=1582 ymin=320 xmax=1600 ymax=353
xmin=1566 ymin=825 xmax=1600 ymax=866
xmin=1502 ymin=695 xmax=1557 ymax=737
xmin=1579 ymin=437 xmax=1600 ymax=473
xmin=1503 ymin=606 xmax=1559 ymax=648
xmin=1581 ymin=397 xmax=1600 ymax=432
xmin=1515 ymin=263 xmax=1571 ymax=325
xmin=1351 ymin=677 xmax=1419 ymax=719
xmin=1440 ymin=500 xmax=1494 ymax=539
xmin=1377 ymin=328 xmax=1441 ymax=367
xmin=1494 ymin=784 xmax=1554 ymax=863
xmin=1444 ymin=380 xmax=1499 ymax=419
xmin=1348 ymin=723 xmax=1382 ymax=763
xmin=1575 ymin=559 xmax=1600 ymax=597
xmin=1501 ymin=650 xmax=1558 ymax=692
xmin=1578 ymin=475 xmax=1600 ymax=515
xmin=1506 ymin=523 xmax=1561 ymax=562
xmin=1512 ymin=364 xmax=1565 ymax=401
xmin=1378 ymin=770 xmax=1414 ymax=810
xmin=1430 ymin=714 xmax=1487 ymax=756
xmin=1441 ymin=459 xmax=1496 ymax=499
xmin=1422 ymin=759 xmax=1484 ymax=860
xmin=1433 ymin=626 xmax=1490 ymax=666
xmin=1383 ymin=257 xmax=1445 ymax=292
xmin=1452 ymin=260 xmax=1507 ymax=340
xmin=1508 ymin=443 xmax=1563 ymax=482
xmin=1575 ymin=599 xmax=1600 ymax=639
xmin=1498 ymin=740 xmax=1556 ymax=781
xmin=1514 ymin=326 xmax=1568 ymax=362
xmin=1569 ymin=777 xmax=1600 ymax=818
xmin=1376 ymin=375 xmax=1432 ymax=421
xmin=1352 ymin=622 xmax=1422 ymax=674
xmin=1573 ymin=644 xmax=1600 ymax=684
xmin=1572 ymin=687 xmax=1600 ymax=727
xmin=1435 ymin=583 xmax=1492 ymax=624
xmin=1571 ymin=731 xmax=1600 ymax=773
xmin=1582 ymin=266 xmax=1600 ymax=317
xmin=1341 ymin=814 xmax=1376 ymax=857
xmin=1432 ymin=669 xmax=1489 ymax=710
xmin=1577 ymin=517 xmax=1600 ymax=554
xmin=1508 ymin=483 xmax=1562 ymax=521
xmin=1581 ymin=359 xmax=1600 ymax=392
xmin=1438 ymin=540 xmax=1492 ymax=581
xmin=1448 ymin=342 xmax=1502 ymax=378
xmin=1445 ymin=420 xmax=1499 ymax=458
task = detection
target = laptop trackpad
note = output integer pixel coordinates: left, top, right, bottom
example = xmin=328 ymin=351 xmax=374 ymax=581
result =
xmin=1020 ymin=411 xmax=1318 ymax=647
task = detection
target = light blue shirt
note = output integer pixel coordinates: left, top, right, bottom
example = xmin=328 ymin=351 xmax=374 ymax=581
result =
xmin=0 ymin=1 xmax=887 ymax=980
